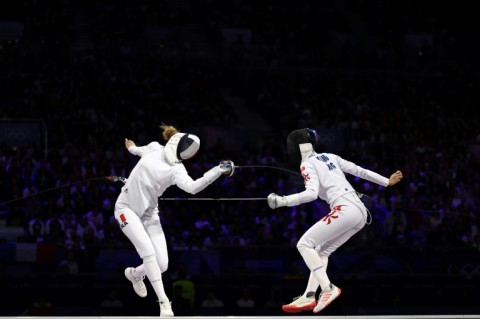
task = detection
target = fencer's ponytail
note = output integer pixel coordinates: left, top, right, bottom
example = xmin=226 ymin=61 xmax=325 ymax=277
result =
xmin=160 ymin=124 xmax=179 ymax=141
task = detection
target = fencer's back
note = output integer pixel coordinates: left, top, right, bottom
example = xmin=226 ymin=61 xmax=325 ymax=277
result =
xmin=305 ymin=152 xmax=388 ymax=207
xmin=116 ymin=142 xmax=180 ymax=216
xmin=305 ymin=153 xmax=356 ymax=206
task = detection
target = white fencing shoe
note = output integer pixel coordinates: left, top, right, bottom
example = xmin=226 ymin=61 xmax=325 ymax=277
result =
xmin=124 ymin=267 xmax=147 ymax=298
xmin=282 ymin=294 xmax=316 ymax=313
xmin=313 ymin=284 xmax=341 ymax=313
xmin=159 ymin=299 xmax=174 ymax=317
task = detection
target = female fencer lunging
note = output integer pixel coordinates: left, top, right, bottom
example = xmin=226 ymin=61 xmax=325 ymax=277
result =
xmin=267 ymin=128 xmax=402 ymax=314
xmin=114 ymin=124 xmax=234 ymax=317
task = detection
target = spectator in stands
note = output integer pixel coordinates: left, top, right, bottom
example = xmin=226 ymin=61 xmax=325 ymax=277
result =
xmin=29 ymin=294 xmax=54 ymax=316
xmin=45 ymin=211 xmax=66 ymax=243
xmin=27 ymin=213 xmax=45 ymax=243
xmin=199 ymin=290 xmax=225 ymax=315
xmin=236 ymin=287 xmax=255 ymax=315
xmin=171 ymin=285 xmax=193 ymax=316
xmin=57 ymin=251 xmax=79 ymax=276
xmin=172 ymin=266 xmax=195 ymax=307
xmin=100 ymin=289 xmax=124 ymax=308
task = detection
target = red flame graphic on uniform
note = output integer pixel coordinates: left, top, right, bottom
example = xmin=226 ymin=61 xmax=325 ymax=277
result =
xmin=322 ymin=206 xmax=341 ymax=225
xmin=301 ymin=166 xmax=310 ymax=183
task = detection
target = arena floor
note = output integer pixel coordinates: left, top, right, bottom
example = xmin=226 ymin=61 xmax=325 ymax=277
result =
xmin=5 ymin=315 xmax=480 ymax=319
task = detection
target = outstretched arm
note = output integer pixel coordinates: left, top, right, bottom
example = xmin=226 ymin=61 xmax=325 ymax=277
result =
xmin=267 ymin=162 xmax=319 ymax=209
xmin=174 ymin=160 xmax=235 ymax=195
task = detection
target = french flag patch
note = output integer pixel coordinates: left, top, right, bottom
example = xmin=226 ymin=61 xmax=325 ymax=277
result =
xmin=119 ymin=213 xmax=128 ymax=228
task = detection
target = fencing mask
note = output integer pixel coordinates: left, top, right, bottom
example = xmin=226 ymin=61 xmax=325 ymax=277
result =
xmin=164 ymin=133 xmax=200 ymax=165
xmin=286 ymin=128 xmax=317 ymax=164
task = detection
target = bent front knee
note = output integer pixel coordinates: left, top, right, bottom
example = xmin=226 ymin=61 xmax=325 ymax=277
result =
xmin=296 ymin=238 xmax=315 ymax=251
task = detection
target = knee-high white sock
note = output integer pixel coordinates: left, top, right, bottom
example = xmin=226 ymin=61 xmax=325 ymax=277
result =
xmin=303 ymin=254 xmax=329 ymax=296
xmin=298 ymin=246 xmax=331 ymax=291
xmin=134 ymin=264 xmax=145 ymax=278
xmin=320 ymin=255 xmax=329 ymax=270
xmin=143 ymin=255 xmax=168 ymax=301
xmin=303 ymin=272 xmax=320 ymax=297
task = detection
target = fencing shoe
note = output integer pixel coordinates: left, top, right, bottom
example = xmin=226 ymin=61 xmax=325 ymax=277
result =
xmin=282 ymin=292 xmax=316 ymax=313
xmin=313 ymin=284 xmax=341 ymax=313
xmin=159 ymin=299 xmax=174 ymax=317
xmin=124 ymin=267 xmax=147 ymax=297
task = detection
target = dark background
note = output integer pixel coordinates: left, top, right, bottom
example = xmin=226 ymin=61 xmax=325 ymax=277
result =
xmin=0 ymin=0 xmax=479 ymax=316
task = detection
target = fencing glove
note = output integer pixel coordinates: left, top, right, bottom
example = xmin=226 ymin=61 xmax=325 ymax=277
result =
xmin=219 ymin=160 xmax=235 ymax=177
xmin=267 ymin=193 xmax=288 ymax=209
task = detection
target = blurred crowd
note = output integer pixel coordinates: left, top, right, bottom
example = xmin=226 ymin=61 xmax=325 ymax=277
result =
xmin=1 ymin=0 xmax=480 ymax=315
xmin=0 ymin=0 xmax=479 ymax=283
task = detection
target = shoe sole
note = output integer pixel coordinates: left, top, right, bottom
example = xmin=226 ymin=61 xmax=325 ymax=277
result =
xmin=135 ymin=287 xmax=147 ymax=298
xmin=282 ymin=302 xmax=316 ymax=313
xmin=313 ymin=288 xmax=342 ymax=314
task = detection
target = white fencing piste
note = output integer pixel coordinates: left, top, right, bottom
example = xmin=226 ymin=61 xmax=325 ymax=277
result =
xmin=5 ymin=315 xmax=480 ymax=319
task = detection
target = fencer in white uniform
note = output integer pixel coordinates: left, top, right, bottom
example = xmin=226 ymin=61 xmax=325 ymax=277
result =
xmin=267 ymin=128 xmax=403 ymax=314
xmin=114 ymin=124 xmax=234 ymax=317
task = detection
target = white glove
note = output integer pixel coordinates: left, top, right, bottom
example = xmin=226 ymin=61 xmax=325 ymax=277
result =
xmin=218 ymin=160 xmax=235 ymax=177
xmin=267 ymin=193 xmax=288 ymax=209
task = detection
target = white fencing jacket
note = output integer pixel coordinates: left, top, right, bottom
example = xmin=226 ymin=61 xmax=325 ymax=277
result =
xmin=285 ymin=152 xmax=389 ymax=209
xmin=115 ymin=141 xmax=222 ymax=217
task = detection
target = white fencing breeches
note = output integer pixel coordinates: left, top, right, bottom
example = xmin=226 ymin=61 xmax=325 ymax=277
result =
xmin=297 ymin=193 xmax=367 ymax=291
xmin=297 ymin=192 xmax=367 ymax=256
xmin=114 ymin=207 xmax=169 ymax=272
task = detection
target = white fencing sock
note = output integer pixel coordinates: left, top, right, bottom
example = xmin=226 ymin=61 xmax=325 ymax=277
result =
xmin=143 ymin=255 xmax=168 ymax=302
xmin=303 ymin=272 xmax=320 ymax=298
xmin=298 ymin=246 xmax=331 ymax=291
xmin=134 ymin=264 xmax=145 ymax=278
xmin=303 ymin=253 xmax=330 ymax=296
